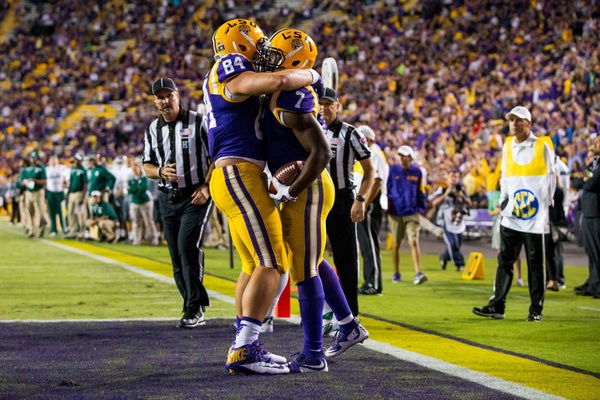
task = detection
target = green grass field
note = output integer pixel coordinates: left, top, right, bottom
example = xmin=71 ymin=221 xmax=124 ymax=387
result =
xmin=1 ymin=220 xmax=599 ymax=374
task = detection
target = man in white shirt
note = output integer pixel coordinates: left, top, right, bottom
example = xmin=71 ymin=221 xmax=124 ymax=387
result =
xmin=355 ymin=125 xmax=389 ymax=295
xmin=110 ymin=156 xmax=133 ymax=241
xmin=45 ymin=155 xmax=67 ymax=237
xmin=473 ymin=106 xmax=556 ymax=322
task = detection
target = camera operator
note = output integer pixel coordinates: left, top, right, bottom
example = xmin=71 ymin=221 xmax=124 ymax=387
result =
xmin=431 ymin=170 xmax=472 ymax=271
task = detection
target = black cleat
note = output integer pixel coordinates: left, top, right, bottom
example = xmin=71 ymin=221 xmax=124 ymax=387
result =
xmin=472 ymin=305 xmax=505 ymax=319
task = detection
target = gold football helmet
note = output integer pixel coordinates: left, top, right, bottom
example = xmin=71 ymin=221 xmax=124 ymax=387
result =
xmin=212 ymin=19 xmax=266 ymax=61
xmin=256 ymin=28 xmax=318 ymax=72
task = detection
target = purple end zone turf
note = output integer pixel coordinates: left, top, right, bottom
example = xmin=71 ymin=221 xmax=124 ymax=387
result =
xmin=0 ymin=319 xmax=520 ymax=400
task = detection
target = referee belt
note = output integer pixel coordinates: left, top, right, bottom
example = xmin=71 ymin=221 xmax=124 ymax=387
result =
xmin=159 ymin=183 xmax=201 ymax=201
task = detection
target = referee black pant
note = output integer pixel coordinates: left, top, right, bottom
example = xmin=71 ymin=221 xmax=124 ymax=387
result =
xmin=326 ymin=190 xmax=359 ymax=315
xmin=159 ymin=191 xmax=213 ymax=313
xmin=357 ymin=195 xmax=383 ymax=293
xmin=582 ymin=217 xmax=600 ymax=296
xmin=489 ymin=226 xmax=546 ymax=315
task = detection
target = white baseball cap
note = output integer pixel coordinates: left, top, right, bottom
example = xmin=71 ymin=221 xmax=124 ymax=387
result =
xmin=505 ymin=106 xmax=532 ymax=122
xmin=397 ymin=145 xmax=415 ymax=158
xmin=356 ymin=125 xmax=375 ymax=141
xmin=91 ymin=190 xmax=102 ymax=197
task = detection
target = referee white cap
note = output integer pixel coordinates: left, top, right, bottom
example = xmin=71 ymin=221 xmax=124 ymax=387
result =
xmin=505 ymin=106 xmax=531 ymax=122
xmin=356 ymin=125 xmax=375 ymax=141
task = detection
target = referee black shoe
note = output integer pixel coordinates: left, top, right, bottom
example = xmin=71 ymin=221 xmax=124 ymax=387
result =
xmin=180 ymin=308 xmax=206 ymax=329
xmin=526 ymin=313 xmax=542 ymax=322
xmin=472 ymin=305 xmax=504 ymax=319
xmin=358 ymin=286 xmax=382 ymax=296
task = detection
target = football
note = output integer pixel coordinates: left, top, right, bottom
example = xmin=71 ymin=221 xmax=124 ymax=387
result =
xmin=268 ymin=161 xmax=304 ymax=194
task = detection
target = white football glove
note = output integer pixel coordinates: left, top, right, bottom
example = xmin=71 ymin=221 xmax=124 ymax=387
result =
xmin=269 ymin=179 xmax=297 ymax=203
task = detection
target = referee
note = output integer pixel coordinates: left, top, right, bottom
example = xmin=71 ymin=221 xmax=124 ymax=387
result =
xmin=143 ymin=77 xmax=213 ymax=329
xmin=319 ymin=88 xmax=374 ymax=316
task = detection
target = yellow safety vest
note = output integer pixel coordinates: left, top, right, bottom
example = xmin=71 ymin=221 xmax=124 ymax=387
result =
xmin=500 ymin=136 xmax=552 ymax=233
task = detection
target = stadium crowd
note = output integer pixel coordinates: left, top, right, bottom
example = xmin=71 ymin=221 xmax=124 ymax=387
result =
xmin=0 ymin=1 xmax=599 ymax=286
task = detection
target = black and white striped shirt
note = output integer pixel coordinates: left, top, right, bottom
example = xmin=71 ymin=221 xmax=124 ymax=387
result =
xmin=143 ymin=108 xmax=211 ymax=190
xmin=326 ymin=119 xmax=371 ymax=191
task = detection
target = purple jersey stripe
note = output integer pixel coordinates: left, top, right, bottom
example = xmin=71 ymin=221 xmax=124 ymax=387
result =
xmin=303 ymin=183 xmax=313 ymax=281
xmin=315 ymin=176 xmax=324 ymax=268
xmin=223 ymin=167 xmax=266 ymax=267
xmin=232 ymin=165 xmax=278 ymax=268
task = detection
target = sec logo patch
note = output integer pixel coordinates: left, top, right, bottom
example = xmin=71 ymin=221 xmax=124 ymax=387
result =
xmin=512 ymin=189 xmax=539 ymax=220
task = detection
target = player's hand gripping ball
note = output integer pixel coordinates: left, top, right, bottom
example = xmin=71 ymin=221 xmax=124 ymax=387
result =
xmin=268 ymin=161 xmax=304 ymax=202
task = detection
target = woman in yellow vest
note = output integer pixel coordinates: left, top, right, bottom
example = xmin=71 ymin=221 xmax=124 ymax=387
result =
xmin=473 ymin=106 xmax=556 ymax=322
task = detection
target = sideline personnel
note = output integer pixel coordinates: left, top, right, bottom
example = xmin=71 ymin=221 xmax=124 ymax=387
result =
xmin=473 ymin=106 xmax=556 ymax=322
xmin=143 ymin=77 xmax=213 ymax=329
xmin=387 ymin=145 xmax=428 ymax=285
xmin=572 ymin=135 xmax=600 ymax=298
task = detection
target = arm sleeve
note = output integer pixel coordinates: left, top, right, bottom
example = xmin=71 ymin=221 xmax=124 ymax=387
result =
xmin=583 ymin=164 xmax=600 ymax=193
xmin=386 ymin=169 xmax=395 ymax=214
xmin=143 ymin=124 xmax=157 ymax=164
xmin=105 ymin=169 xmax=116 ymax=190
xmin=105 ymin=203 xmax=119 ymax=220
xmin=373 ymin=152 xmax=386 ymax=180
xmin=271 ymin=86 xmax=318 ymax=126
xmin=417 ymin=171 xmax=427 ymax=214
xmin=216 ymin=54 xmax=254 ymax=83
xmin=349 ymin=127 xmax=371 ymax=161
xmin=128 ymin=179 xmax=141 ymax=195
xmin=544 ymin=142 xmax=557 ymax=205
xmin=140 ymin=177 xmax=149 ymax=192
xmin=498 ymin=142 xmax=508 ymax=205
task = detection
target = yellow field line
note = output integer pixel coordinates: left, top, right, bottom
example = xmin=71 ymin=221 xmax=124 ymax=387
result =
xmin=55 ymin=240 xmax=237 ymax=299
xmin=361 ymin=317 xmax=598 ymax=400
xmin=57 ymin=239 xmax=598 ymax=399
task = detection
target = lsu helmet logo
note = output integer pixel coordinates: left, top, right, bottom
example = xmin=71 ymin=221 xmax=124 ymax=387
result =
xmin=512 ymin=189 xmax=539 ymax=220
xmin=238 ymin=23 xmax=250 ymax=34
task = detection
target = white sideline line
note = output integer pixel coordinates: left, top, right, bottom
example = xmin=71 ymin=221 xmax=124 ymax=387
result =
xmin=40 ymin=239 xmax=235 ymax=305
xmin=578 ymin=306 xmax=600 ymax=312
xmin=363 ymin=340 xmax=567 ymax=400
xmin=0 ymin=233 xmax=568 ymax=399
xmin=0 ymin=318 xmax=181 ymax=323
xmin=0 ymin=316 xmax=300 ymax=324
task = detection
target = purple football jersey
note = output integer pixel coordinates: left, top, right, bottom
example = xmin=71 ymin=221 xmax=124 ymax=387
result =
xmin=203 ymin=54 xmax=264 ymax=162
